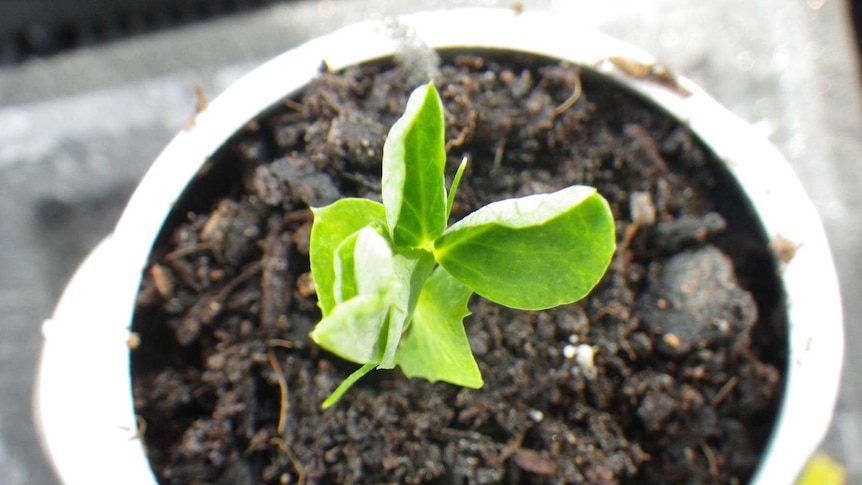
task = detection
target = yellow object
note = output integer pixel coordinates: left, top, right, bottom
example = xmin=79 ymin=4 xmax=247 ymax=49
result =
xmin=795 ymin=453 xmax=846 ymax=485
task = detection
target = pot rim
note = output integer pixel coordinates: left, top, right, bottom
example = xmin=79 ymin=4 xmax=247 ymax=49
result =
xmin=35 ymin=8 xmax=843 ymax=485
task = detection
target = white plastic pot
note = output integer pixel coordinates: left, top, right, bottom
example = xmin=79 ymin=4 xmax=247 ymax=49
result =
xmin=35 ymin=8 xmax=843 ymax=485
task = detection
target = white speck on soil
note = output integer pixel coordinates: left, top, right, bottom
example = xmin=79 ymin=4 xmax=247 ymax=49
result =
xmin=528 ymin=409 xmax=545 ymax=423
xmin=575 ymin=344 xmax=596 ymax=370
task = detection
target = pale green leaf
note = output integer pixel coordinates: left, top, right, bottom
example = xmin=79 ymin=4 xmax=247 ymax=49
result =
xmin=382 ymin=83 xmax=447 ymax=249
xmin=309 ymin=293 xmax=390 ymax=364
xmin=332 ymin=225 xmax=397 ymax=304
xmin=377 ymin=249 xmax=435 ymax=369
xmin=312 ymin=227 xmax=397 ymax=365
xmin=433 ymin=186 xmax=616 ymax=310
xmin=332 ymin=230 xmax=360 ymax=304
xmin=395 ymin=267 xmax=482 ymax=388
xmin=310 ymin=198 xmax=386 ymax=316
xmin=352 ymin=226 xmax=397 ymax=296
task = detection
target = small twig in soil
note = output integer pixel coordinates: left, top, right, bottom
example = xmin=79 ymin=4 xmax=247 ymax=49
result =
xmin=284 ymin=209 xmax=314 ymax=223
xmin=270 ymin=437 xmax=306 ymax=485
xmin=243 ymin=430 xmax=270 ymax=455
xmin=616 ymin=326 xmax=637 ymax=361
xmin=551 ymin=72 xmax=583 ymax=119
xmin=283 ymin=98 xmax=305 ymax=112
xmin=486 ymin=314 xmax=504 ymax=351
xmin=514 ymin=448 xmax=559 ymax=475
xmin=492 ymin=137 xmax=507 ymax=172
xmin=149 ymin=264 xmax=175 ymax=299
xmin=189 ymin=379 xmax=217 ymax=399
xmin=319 ymin=90 xmax=344 ymax=115
xmin=223 ymin=261 xmax=263 ymax=293
xmin=487 ymin=426 xmax=530 ymax=466
xmin=624 ymin=124 xmax=670 ymax=174
xmin=593 ymin=301 xmax=630 ymax=322
xmin=615 ymin=223 xmax=639 ymax=275
xmin=168 ymin=256 xmax=203 ymax=292
xmin=711 ymin=376 xmax=739 ymax=407
xmin=267 ymin=350 xmax=290 ymax=436
xmin=446 ymin=126 xmax=471 ymax=152
xmin=268 ymin=339 xmax=297 ymax=350
xmin=616 ymin=191 xmax=657 ymax=274
xmin=174 ymin=261 xmax=262 ymax=344
xmin=619 ymin=222 xmax=639 ymax=254
xmin=163 ymin=243 xmax=212 ymax=262
xmin=446 ymin=109 xmax=477 ymax=152
xmin=699 ymin=442 xmax=720 ymax=483
xmin=339 ymin=171 xmax=381 ymax=192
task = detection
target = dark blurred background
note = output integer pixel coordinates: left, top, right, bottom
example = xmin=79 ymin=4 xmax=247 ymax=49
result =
xmin=0 ymin=1 xmax=279 ymax=64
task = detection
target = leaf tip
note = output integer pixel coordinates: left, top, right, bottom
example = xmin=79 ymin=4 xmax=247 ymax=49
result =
xmin=465 ymin=376 xmax=484 ymax=389
xmin=320 ymin=395 xmax=338 ymax=410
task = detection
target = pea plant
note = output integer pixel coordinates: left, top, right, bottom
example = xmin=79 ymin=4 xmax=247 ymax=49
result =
xmin=309 ymin=83 xmax=616 ymax=408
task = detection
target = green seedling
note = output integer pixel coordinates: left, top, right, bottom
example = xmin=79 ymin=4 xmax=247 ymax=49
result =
xmin=309 ymin=82 xmax=616 ymax=408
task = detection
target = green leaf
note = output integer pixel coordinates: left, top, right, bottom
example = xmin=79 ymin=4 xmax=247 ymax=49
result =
xmin=351 ymin=226 xmax=398 ymax=296
xmin=446 ymin=156 xmax=469 ymax=220
xmin=309 ymin=293 xmax=390 ymax=364
xmin=395 ymin=267 xmax=482 ymax=388
xmin=332 ymin=230 xmax=361 ymax=304
xmin=382 ymin=83 xmax=447 ymax=249
xmin=321 ymin=363 xmax=377 ymax=410
xmin=377 ymin=249 xmax=435 ymax=369
xmin=310 ymin=227 xmax=396 ymax=364
xmin=432 ymin=186 xmax=616 ymax=310
xmin=310 ymin=198 xmax=386 ymax=316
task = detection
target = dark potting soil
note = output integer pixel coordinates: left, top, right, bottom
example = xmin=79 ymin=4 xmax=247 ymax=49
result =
xmin=131 ymin=51 xmax=786 ymax=485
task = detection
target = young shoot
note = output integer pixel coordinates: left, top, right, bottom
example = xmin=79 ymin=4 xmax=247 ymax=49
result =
xmin=309 ymin=82 xmax=616 ymax=408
